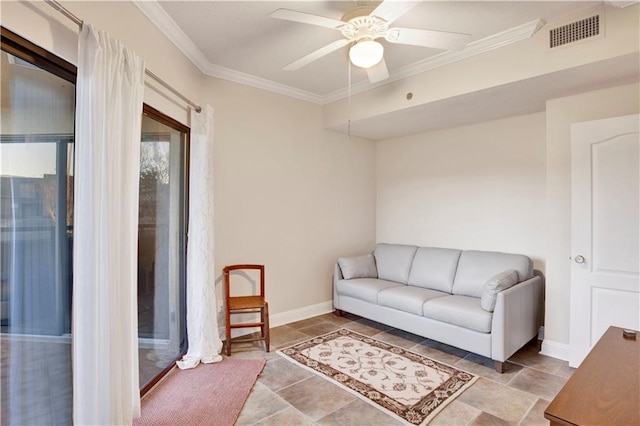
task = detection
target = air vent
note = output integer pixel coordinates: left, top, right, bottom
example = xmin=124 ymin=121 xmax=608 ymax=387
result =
xmin=549 ymin=14 xmax=600 ymax=48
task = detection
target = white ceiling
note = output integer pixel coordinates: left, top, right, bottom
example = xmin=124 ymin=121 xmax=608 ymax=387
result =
xmin=136 ymin=1 xmax=638 ymax=139
xmin=142 ymin=1 xmax=603 ymax=101
xmin=330 ymin=52 xmax=640 ymax=139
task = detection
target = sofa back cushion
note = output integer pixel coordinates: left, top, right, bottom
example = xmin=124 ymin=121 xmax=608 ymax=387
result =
xmin=338 ymin=254 xmax=378 ymax=280
xmin=374 ymin=243 xmax=418 ymax=284
xmin=408 ymin=247 xmax=461 ymax=293
xmin=452 ymin=250 xmax=534 ymax=298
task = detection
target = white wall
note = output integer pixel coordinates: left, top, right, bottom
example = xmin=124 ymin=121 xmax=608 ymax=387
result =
xmin=377 ymin=113 xmax=547 ymax=269
xmin=543 ymin=82 xmax=640 ymax=355
xmin=0 ymin=1 xmax=377 ymax=323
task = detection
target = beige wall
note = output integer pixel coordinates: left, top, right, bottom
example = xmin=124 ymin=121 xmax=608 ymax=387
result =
xmin=377 ymin=113 xmax=547 ymax=270
xmin=543 ymin=82 xmax=640 ymax=349
xmin=1 ymin=1 xmax=377 ymax=322
xmin=208 ymin=80 xmax=375 ymax=315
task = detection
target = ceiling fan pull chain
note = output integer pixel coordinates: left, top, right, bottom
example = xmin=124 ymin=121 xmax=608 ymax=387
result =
xmin=348 ymin=58 xmax=352 ymax=139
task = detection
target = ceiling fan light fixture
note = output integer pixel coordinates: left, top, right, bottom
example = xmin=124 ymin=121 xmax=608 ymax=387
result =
xmin=349 ymin=40 xmax=384 ymax=69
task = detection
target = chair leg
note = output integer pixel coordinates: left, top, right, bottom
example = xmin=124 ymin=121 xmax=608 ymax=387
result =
xmin=225 ymin=317 xmax=231 ymax=357
xmin=264 ymin=303 xmax=270 ymax=353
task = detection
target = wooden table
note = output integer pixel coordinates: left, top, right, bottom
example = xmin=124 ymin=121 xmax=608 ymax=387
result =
xmin=544 ymin=326 xmax=639 ymax=426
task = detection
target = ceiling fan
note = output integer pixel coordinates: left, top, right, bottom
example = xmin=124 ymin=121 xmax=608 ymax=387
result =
xmin=269 ymin=0 xmax=472 ymax=84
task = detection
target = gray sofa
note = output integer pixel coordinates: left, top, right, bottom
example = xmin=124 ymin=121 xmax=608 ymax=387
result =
xmin=333 ymin=243 xmax=543 ymax=373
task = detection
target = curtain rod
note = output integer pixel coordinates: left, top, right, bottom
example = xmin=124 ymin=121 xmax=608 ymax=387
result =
xmin=44 ymin=0 xmax=202 ymax=113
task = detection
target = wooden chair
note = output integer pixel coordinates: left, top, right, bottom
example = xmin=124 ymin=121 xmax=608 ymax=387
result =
xmin=223 ymin=264 xmax=270 ymax=356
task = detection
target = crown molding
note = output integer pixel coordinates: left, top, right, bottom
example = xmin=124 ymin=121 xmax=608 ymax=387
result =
xmin=134 ymin=0 xmax=324 ymax=104
xmin=322 ymin=19 xmax=546 ymax=104
xmin=134 ymin=1 xmax=216 ymax=75
xmin=204 ymin=63 xmax=324 ymax=104
xmin=136 ymin=1 xmax=546 ymax=106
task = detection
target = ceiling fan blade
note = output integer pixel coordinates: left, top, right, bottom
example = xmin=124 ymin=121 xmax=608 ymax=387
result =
xmin=269 ymin=9 xmax=345 ymax=29
xmin=283 ymin=39 xmax=350 ymax=71
xmin=370 ymin=0 xmax=419 ymax=25
xmin=366 ymin=58 xmax=389 ymax=83
xmin=386 ymin=28 xmax=471 ymax=50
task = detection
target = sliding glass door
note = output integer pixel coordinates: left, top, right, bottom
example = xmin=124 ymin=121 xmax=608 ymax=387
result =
xmin=138 ymin=106 xmax=189 ymax=392
xmin=1 ymin=29 xmax=75 ymax=425
xmin=1 ymin=29 xmax=190 ymax=420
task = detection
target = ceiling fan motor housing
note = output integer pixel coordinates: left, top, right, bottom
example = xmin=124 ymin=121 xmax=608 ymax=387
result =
xmin=341 ymin=15 xmax=389 ymax=42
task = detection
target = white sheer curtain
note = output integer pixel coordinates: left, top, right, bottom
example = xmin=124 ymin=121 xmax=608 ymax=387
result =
xmin=176 ymin=105 xmax=223 ymax=369
xmin=73 ymin=24 xmax=145 ymax=425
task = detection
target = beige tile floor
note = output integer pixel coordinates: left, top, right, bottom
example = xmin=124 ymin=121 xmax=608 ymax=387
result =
xmin=232 ymin=312 xmax=573 ymax=426
xmin=1 ymin=313 xmax=571 ymax=425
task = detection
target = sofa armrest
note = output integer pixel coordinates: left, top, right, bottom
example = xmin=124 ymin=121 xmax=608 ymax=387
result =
xmin=491 ymin=275 xmax=543 ymax=362
xmin=333 ymin=262 xmax=344 ymax=310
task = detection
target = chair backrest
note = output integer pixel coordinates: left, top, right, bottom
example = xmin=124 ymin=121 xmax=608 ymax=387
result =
xmin=223 ymin=264 xmax=265 ymax=300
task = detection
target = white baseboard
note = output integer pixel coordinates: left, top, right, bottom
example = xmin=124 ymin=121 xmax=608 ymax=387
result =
xmin=270 ymin=300 xmax=334 ymax=328
xmin=540 ymin=339 xmax=570 ymax=361
xmin=219 ymin=300 xmax=334 ymax=341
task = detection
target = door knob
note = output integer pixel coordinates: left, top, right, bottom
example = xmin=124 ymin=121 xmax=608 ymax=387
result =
xmin=574 ymin=255 xmax=586 ymax=264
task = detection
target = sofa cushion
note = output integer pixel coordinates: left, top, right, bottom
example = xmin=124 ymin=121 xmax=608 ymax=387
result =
xmin=374 ymin=243 xmax=418 ymax=284
xmin=336 ymin=278 xmax=403 ymax=304
xmin=423 ymin=295 xmax=493 ymax=333
xmin=338 ymin=254 xmax=378 ymax=280
xmin=481 ymin=270 xmax=519 ymax=312
xmin=408 ymin=247 xmax=461 ymax=293
xmin=452 ymin=250 xmax=533 ymax=298
xmin=378 ymin=286 xmax=450 ymax=315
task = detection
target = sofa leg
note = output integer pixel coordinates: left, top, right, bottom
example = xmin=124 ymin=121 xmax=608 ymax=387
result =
xmin=334 ymin=309 xmax=343 ymax=317
xmin=494 ymin=361 xmax=505 ymax=374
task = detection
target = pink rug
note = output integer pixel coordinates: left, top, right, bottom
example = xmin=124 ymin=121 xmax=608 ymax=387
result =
xmin=134 ymin=359 xmax=266 ymax=426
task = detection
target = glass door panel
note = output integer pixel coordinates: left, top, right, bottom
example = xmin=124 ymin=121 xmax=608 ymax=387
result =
xmin=0 ymin=46 xmax=74 ymax=425
xmin=138 ymin=110 xmax=188 ymax=391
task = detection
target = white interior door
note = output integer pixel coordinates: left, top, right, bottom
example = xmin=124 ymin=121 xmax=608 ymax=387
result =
xmin=569 ymin=114 xmax=640 ymax=368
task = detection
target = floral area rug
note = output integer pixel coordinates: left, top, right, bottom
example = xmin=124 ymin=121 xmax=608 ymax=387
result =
xmin=277 ymin=328 xmax=477 ymax=425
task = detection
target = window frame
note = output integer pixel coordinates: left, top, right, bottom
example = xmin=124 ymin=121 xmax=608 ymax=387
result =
xmin=1 ymin=26 xmax=76 ymax=84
